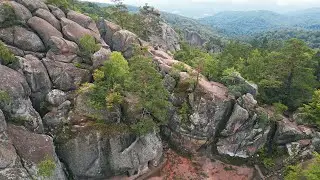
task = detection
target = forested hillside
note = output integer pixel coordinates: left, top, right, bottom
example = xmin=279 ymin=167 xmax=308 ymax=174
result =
xmin=199 ymin=8 xmax=320 ymax=37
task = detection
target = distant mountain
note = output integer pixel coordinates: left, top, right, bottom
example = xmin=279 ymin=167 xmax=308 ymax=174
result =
xmin=161 ymin=12 xmax=224 ymax=39
xmin=199 ymin=8 xmax=320 ymax=37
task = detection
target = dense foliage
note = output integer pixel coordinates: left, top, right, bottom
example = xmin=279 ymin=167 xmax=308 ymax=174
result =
xmin=78 ymin=34 xmax=100 ymax=59
xmin=285 ymin=153 xmax=320 ymax=180
xmin=174 ymin=38 xmax=318 ymax=111
xmin=82 ymin=49 xmax=170 ymax=135
xmin=199 ymin=9 xmax=320 ymax=37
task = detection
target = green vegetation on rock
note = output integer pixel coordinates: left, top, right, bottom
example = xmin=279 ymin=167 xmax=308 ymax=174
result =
xmin=37 ymin=157 xmax=56 ymax=178
xmin=0 ymin=41 xmax=18 ymax=67
xmin=78 ymin=34 xmax=100 ymax=59
xmin=285 ymin=153 xmax=320 ymax=180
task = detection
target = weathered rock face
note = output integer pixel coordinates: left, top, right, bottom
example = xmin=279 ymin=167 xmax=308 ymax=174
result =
xmin=19 ymin=55 xmax=52 ymax=109
xmin=0 ymin=65 xmax=43 ymax=133
xmin=97 ymin=19 xmax=121 ymax=48
xmin=0 ymin=130 xmax=31 ymax=180
xmin=112 ymin=30 xmax=141 ymax=58
xmin=184 ymin=30 xmax=204 ymax=47
xmin=67 ymin=10 xmax=99 ymax=34
xmin=56 ymin=128 xmax=162 ymax=179
xmin=149 ymin=22 xmax=180 ymax=53
xmin=46 ymin=36 xmax=79 ymax=63
xmin=92 ymin=47 xmax=111 ymax=69
xmin=48 ymin=5 xmax=65 ymax=20
xmin=34 ymin=8 xmax=61 ymax=31
xmin=0 ymin=110 xmax=6 ymax=133
xmin=275 ymin=119 xmax=313 ymax=145
xmin=6 ymin=1 xmax=32 ymax=22
xmin=217 ymin=94 xmax=270 ymax=158
xmin=16 ymin=0 xmax=48 ymax=12
xmin=61 ymin=17 xmax=99 ymax=44
xmin=27 ymin=16 xmax=63 ymax=46
xmin=7 ymin=124 xmax=67 ymax=180
xmin=0 ymin=26 xmax=45 ymax=52
xmin=43 ymin=58 xmax=91 ymax=91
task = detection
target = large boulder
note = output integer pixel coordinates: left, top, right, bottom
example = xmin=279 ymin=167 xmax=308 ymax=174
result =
xmin=19 ymin=55 xmax=52 ymax=109
xmin=34 ymin=9 xmax=61 ymax=31
xmin=7 ymin=124 xmax=67 ymax=180
xmin=112 ymin=30 xmax=140 ymax=58
xmin=5 ymin=1 xmax=32 ymax=22
xmin=56 ymin=127 xmax=163 ymax=179
xmin=216 ymin=94 xmax=270 ymax=158
xmin=46 ymin=89 xmax=67 ymax=107
xmin=16 ymin=0 xmax=48 ymax=12
xmin=0 ymin=65 xmax=43 ymax=133
xmin=48 ymin=5 xmax=65 ymax=20
xmin=42 ymin=59 xmax=91 ymax=91
xmin=97 ymin=19 xmax=121 ymax=47
xmin=14 ymin=27 xmax=45 ymax=52
xmin=61 ymin=17 xmax=99 ymax=44
xmin=27 ymin=16 xmax=63 ymax=46
xmin=92 ymin=47 xmax=111 ymax=69
xmin=0 ymin=27 xmax=14 ymax=45
xmin=46 ymin=36 xmax=79 ymax=63
xmin=274 ymin=119 xmax=312 ymax=145
xmin=43 ymin=90 xmax=70 ymax=129
xmin=149 ymin=22 xmax=180 ymax=52
xmin=0 ymin=27 xmax=45 ymax=52
xmin=0 ymin=129 xmax=31 ymax=180
xmin=67 ymin=10 xmax=99 ymax=34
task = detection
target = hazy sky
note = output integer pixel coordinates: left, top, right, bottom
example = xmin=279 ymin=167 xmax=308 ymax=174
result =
xmin=80 ymin=0 xmax=320 ymax=17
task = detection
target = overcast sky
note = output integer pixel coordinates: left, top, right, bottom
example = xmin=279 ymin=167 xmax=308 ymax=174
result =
xmin=80 ymin=0 xmax=320 ymax=18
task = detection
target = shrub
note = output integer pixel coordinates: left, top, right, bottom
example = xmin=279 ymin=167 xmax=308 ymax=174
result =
xmin=130 ymin=117 xmax=156 ymax=136
xmin=0 ymin=41 xmax=18 ymax=66
xmin=285 ymin=153 xmax=320 ymax=180
xmin=78 ymin=34 xmax=100 ymax=59
xmin=37 ymin=157 xmax=56 ymax=178
xmin=273 ymin=102 xmax=288 ymax=115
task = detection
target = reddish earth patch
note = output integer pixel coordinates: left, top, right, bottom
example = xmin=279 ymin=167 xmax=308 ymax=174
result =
xmin=148 ymin=149 xmax=254 ymax=180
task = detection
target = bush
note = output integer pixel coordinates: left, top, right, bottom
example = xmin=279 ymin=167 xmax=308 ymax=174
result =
xmin=273 ymin=102 xmax=288 ymax=115
xmin=37 ymin=157 xmax=56 ymax=178
xmin=78 ymin=34 xmax=100 ymax=59
xmin=285 ymin=153 xmax=320 ymax=180
xmin=0 ymin=41 xmax=18 ymax=66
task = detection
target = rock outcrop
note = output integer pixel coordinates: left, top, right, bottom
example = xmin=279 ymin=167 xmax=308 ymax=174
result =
xmin=56 ymin=128 xmax=162 ymax=179
xmin=0 ymin=1 xmax=320 ymax=179
xmin=184 ymin=30 xmax=205 ymax=47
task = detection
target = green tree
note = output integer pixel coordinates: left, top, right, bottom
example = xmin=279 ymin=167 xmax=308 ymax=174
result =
xmin=110 ymin=0 xmax=130 ymax=29
xmin=87 ymin=52 xmax=129 ymax=109
xmin=126 ymin=52 xmax=171 ymax=128
xmin=299 ymin=90 xmax=320 ymax=125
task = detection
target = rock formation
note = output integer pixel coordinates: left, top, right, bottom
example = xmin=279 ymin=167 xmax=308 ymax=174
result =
xmin=0 ymin=1 xmax=319 ymax=180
